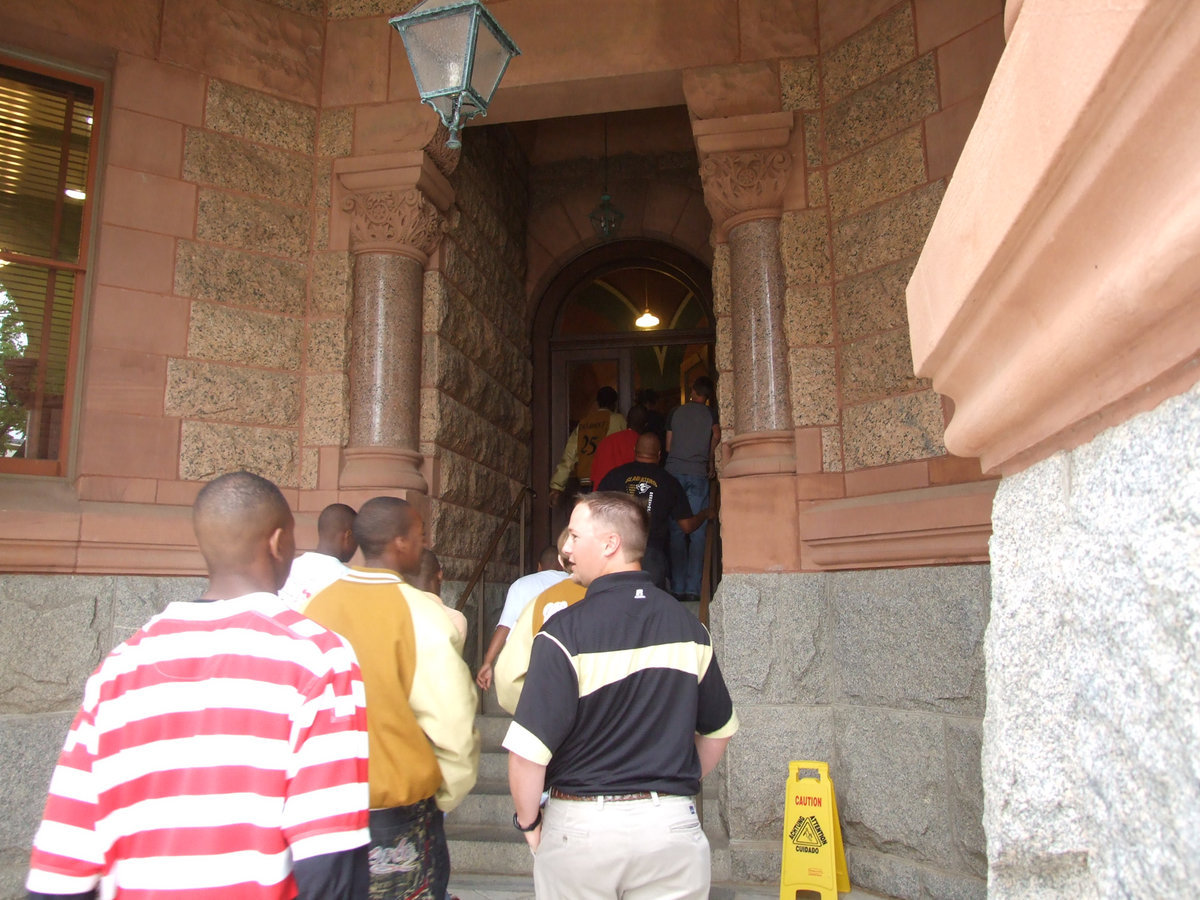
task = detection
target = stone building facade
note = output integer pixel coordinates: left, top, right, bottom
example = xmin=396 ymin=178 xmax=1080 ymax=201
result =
xmin=1 ymin=0 xmax=1197 ymax=898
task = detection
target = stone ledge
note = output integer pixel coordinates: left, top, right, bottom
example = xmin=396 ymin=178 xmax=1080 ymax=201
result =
xmin=908 ymin=1 xmax=1200 ymax=474
xmin=0 ymin=478 xmax=422 ymax=575
xmin=798 ymin=481 xmax=995 ymax=570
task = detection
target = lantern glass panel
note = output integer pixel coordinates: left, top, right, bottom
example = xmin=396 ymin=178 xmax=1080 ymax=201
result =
xmin=401 ymin=9 xmax=472 ymax=94
xmin=469 ymin=21 xmax=509 ymax=104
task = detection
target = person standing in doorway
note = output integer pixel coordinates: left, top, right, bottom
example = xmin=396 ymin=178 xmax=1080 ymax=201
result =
xmin=597 ymin=431 xmax=710 ymax=591
xmin=665 ymin=375 xmax=720 ymax=602
xmin=548 ymin=386 xmax=626 ymax=507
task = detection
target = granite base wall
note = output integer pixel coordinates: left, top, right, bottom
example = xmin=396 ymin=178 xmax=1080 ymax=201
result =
xmin=985 ymin=380 xmax=1200 ymax=898
xmin=0 ymin=575 xmax=206 ymax=899
xmin=709 ymin=566 xmax=989 ymax=899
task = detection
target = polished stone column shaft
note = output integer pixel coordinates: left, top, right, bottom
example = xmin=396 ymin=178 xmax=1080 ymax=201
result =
xmin=349 ymin=251 xmax=424 ymax=448
xmin=729 ymin=216 xmax=792 ymax=433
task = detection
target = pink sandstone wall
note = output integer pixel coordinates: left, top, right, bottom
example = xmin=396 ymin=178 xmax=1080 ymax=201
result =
xmin=0 ymin=0 xmax=1008 ymax=577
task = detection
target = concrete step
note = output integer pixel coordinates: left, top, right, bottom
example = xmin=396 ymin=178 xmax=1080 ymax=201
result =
xmin=452 ymin=780 xmax=514 ymax=827
xmin=478 ymin=748 xmax=508 ymax=782
xmin=476 ymin=712 xmax=512 ymax=749
xmin=447 ymin=824 xmax=534 ymax=877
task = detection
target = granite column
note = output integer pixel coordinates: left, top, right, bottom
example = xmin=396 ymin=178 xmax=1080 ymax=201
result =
xmin=331 ymin=151 xmax=456 ymax=494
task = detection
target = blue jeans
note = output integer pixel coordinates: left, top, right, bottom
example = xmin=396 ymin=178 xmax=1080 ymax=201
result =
xmin=668 ymin=473 xmax=709 ymax=596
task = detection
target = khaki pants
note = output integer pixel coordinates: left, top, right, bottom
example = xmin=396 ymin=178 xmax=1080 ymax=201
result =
xmin=533 ymin=794 xmax=709 ymax=899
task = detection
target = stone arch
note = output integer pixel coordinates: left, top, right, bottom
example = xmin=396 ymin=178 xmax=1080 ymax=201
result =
xmin=527 ymin=238 xmax=715 ymax=550
xmin=523 ymin=171 xmax=714 ymax=318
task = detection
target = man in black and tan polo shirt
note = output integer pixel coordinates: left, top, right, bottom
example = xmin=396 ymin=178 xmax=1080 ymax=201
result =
xmin=502 ymin=491 xmax=738 ymax=899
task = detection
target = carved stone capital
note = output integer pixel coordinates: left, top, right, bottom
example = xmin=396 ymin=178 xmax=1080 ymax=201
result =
xmin=342 ymin=188 xmax=445 ymax=258
xmin=699 ymin=149 xmax=792 ymax=233
xmin=691 ymin=111 xmax=797 ymax=239
xmin=330 ymin=150 xmax=455 ymax=259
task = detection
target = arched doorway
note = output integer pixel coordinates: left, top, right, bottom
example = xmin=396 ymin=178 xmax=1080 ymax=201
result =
xmin=530 ymin=239 xmax=715 ymax=555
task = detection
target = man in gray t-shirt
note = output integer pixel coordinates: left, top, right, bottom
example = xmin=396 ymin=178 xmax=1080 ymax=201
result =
xmin=665 ymin=376 xmax=719 ymax=600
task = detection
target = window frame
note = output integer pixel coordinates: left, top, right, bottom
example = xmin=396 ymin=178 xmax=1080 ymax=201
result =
xmin=0 ymin=52 xmax=105 ymax=477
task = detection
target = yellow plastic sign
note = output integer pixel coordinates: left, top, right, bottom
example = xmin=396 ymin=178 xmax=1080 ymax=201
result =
xmin=779 ymin=760 xmax=849 ymax=900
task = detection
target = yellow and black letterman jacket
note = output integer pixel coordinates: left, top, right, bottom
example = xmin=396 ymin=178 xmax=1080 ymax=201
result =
xmin=306 ymin=567 xmax=480 ymax=811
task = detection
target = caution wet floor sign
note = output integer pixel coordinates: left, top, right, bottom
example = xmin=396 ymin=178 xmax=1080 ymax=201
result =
xmin=779 ymin=761 xmax=849 ymax=900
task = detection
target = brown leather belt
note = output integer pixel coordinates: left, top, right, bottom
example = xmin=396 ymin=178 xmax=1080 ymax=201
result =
xmin=549 ymin=788 xmax=657 ymax=802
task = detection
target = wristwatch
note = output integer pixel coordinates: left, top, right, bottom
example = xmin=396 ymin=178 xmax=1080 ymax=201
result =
xmin=513 ymin=809 xmax=543 ymax=832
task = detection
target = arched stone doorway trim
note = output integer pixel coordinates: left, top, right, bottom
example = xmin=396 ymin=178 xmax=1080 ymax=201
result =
xmin=529 ymin=238 xmax=714 ymax=553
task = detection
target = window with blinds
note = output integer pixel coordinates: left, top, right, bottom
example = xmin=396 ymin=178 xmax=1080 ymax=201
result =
xmin=0 ymin=60 xmax=101 ymax=473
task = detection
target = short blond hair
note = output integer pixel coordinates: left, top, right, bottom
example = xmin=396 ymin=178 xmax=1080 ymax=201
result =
xmin=576 ymin=491 xmax=648 ymax=563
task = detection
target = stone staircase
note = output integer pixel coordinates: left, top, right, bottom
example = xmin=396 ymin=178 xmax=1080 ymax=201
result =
xmin=446 ymin=699 xmax=739 ymax=884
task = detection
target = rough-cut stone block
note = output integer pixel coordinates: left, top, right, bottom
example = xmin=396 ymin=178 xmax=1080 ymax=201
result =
xmin=318 ymin=106 xmax=354 ymax=158
xmin=842 ymin=389 xmax=946 ymax=469
xmin=790 ymin=347 xmax=839 ymax=426
xmin=828 ymin=125 xmax=926 ymax=221
xmin=710 ymin=574 xmax=832 ymax=708
xmin=165 ymin=359 xmax=300 ymax=426
xmin=722 ymin=705 xmax=836 ymax=841
xmin=179 ymin=421 xmax=299 ymax=486
xmin=0 ymin=711 xmax=76 ymax=877
xmin=820 ymin=425 xmax=845 ymax=473
xmin=840 ymin=327 xmax=929 ymax=405
xmin=914 ymin=0 xmax=1003 ymax=54
xmin=807 ymin=171 xmax=827 ymax=207
xmin=187 ymin=301 xmax=303 ymax=371
xmin=204 ymin=79 xmax=316 ymax=153
xmin=837 ymin=707 xmax=956 ymax=864
xmin=307 ymin=317 xmax=349 ymax=372
xmin=184 ymin=129 xmax=311 ymax=206
xmin=740 ymin=0 xmax=818 ymax=60
xmin=825 ymin=54 xmax=939 ymax=164
xmin=112 ymin=576 xmax=204 ymax=645
xmin=272 ymin=0 xmax=323 ymax=15
xmin=312 ymin=252 xmax=352 ymax=315
xmin=781 ymin=56 xmax=820 ymax=111
xmin=836 ymin=255 xmax=916 ymax=342
xmin=726 ymin=841 xmax=784 ymax=886
xmin=784 ymin=285 xmax=834 ymax=347
xmin=159 ymin=0 xmax=323 ymax=106
xmin=844 ymin=846 xmax=933 ymax=900
xmin=987 ymin=382 xmax=1200 ymax=898
xmin=0 ymin=576 xmax=112 ymax=714
xmin=299 ymin=446 xmax=319 ymax=490
xmin=195 ymin=188 xmax=310 ymax=259
xmin=831 ymin=566 xmax=988 ymax=716
xmin=112 ymin=52 xmax=206 ymax=124
xmin=322 ymin=15 xmax=390 ymax=107
xmin=781 ymin=208 xmax=832 ymax=286
xmin=803 ymin=112 xmax=824 ymax=169
xmin=936 ymin=15 xmax=1005 ymax=110
xmin=175 ymin=241 xmax=308 ymax=315
xmin=831 ymin=181 xmax=945 ymax=280
xmin=817 ymin=0 xmax=901 ymax=51
xmin=303 ymin=374 xmax=348 ymax=447
xmin=946 ymin=718 xmax=987 ymax=877
xmin=823 ymin=3 xmax=917 ymax=104
xmin=715 ymin=316 xmax=733 ymax=381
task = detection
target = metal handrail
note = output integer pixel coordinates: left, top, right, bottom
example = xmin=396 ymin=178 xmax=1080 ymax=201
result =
xmin=456 ymin=485 xmax=535 ymax=669
xmin=698 ymin=476 xmax=721 ymax=627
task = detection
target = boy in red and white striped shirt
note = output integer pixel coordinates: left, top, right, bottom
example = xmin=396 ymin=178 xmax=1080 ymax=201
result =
xmin=26 ymin=471 xmax=371 ymax=900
